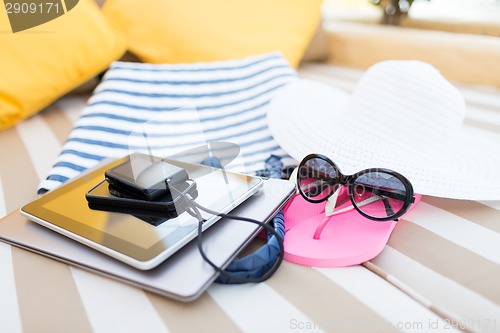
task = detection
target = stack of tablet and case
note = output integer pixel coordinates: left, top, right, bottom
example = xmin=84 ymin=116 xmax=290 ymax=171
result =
xmin=0 ymin=155 xmax=295 ymax=301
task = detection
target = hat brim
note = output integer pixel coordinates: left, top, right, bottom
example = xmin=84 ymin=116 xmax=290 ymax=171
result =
xmin=268 ymin=80 xmax=500 ymax=200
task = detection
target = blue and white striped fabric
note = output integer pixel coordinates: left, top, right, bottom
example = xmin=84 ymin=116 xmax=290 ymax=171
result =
xmin=38 ymin=53 xmax=298 ymax=193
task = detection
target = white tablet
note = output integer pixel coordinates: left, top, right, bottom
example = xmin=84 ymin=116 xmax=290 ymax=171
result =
xmin=20 ymin=154 xmax=263 ymax=270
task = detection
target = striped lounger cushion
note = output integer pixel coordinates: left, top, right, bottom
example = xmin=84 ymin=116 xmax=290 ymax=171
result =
xmin=38 ymin=53 xmax=297 ymax=193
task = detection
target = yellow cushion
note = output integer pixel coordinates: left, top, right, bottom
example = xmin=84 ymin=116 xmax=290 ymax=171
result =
xmin=0 ymin=0 xmax=125 ymax=130
xmin=102 ymin=0 xmax=322 ymax=68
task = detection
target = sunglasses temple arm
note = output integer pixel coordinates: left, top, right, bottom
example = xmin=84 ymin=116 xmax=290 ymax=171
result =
xmin=331 ymin=195 xmax=382 ymax=216
xmin=382 ymin=198 xmax=395 ymax=217
xmin=335 ymin=196 xmax=399 ymax=221
xmin=314 ymin=194 xmax=396 ymax=240
xmin=362 ymin=187 xmax=399 ymax=218
xmin=363 ymin=186 xmax=406 ymax=201
xmin=301 ymin=180 xmax=323 ymax=194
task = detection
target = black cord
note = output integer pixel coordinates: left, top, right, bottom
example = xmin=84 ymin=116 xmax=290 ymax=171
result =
xmin=184 ymin=195 xmax=284 ymax=283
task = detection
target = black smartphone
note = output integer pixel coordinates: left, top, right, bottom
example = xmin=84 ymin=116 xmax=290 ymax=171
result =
xmin=104 ymin=154 xmax=189 ymax=201
xmin=86 ymin=179 xmax=198 ymax=219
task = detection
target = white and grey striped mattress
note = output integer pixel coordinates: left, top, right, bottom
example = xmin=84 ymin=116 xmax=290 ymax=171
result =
xmin=0 ymin=63 xmax=500 ymax=333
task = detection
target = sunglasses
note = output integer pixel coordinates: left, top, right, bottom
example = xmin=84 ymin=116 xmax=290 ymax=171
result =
xmin=297 ymin=154 xmax=415 ymax=222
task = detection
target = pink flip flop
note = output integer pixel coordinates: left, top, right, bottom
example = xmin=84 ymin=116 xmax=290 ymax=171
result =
xmin=283 ymin=192 xmax=421 ymax=267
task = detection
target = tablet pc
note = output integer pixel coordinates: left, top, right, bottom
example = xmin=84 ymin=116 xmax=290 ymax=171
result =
xmin=1 ymin=177 xmax=295 ymax=301
xmin=20 ymin=153 xmax=263 ymax=270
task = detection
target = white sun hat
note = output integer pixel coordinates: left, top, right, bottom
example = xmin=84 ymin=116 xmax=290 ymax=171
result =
xmin=267 ymin=60 xmax=500 ymax=200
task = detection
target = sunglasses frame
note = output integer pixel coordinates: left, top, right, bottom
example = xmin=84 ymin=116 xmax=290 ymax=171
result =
xmin=297 ymin=153 xmax=415 ymax=221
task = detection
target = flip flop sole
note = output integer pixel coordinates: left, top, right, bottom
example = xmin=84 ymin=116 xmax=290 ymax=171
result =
xmin=283 ymin=194 xmax=421 ymax=267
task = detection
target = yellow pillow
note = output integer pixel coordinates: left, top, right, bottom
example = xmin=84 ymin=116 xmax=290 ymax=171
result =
xmin=102 ymin=0 xmax=322 ymax=68
xmin=0 ymin=0 xmax=125 ymax=130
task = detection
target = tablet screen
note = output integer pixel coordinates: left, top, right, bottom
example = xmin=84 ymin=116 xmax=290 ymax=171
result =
xmin=21 ymin=154 xmax=262 ymax=269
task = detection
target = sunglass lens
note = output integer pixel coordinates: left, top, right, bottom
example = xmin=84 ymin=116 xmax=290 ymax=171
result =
xmin=351 ymin=171 xmax=408 ymax=219
xmin=298 ymin=157 xmax=338 ymax=202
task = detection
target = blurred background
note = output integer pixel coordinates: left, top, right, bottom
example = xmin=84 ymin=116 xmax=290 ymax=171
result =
xmin=312 ymin=0 xmax=500 ymax=87
xmin=324 ymin=0 xmax=500 ymax=34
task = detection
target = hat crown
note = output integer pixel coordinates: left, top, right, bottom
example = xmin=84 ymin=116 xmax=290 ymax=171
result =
xmin=345 ymin=61 xmax=466 ymax=161
xmin=267 ymin=62 xmax=500 ymax=199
